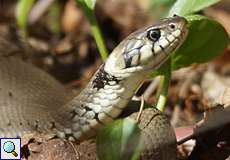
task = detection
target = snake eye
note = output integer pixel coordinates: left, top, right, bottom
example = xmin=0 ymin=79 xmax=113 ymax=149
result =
xmin=147 ymin=29 xmax=161 ymax=42
xmin=170 ymin=23 xmax=175 ymax=29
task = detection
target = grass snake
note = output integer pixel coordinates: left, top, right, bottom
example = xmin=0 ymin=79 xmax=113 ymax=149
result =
xmin=0 ymin=16 xmax=188 ymax=142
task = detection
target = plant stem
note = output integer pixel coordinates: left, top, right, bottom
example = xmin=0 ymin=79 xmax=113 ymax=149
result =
xmin=90 ymin=17 xmax=108 ymax=60
xmin=16 ymin=0 xmax=35 ymax=35
xmin=156 ymin=60 xmax=171 ymax=111
xmin=76 ymin=1 xmax=108 ymax=61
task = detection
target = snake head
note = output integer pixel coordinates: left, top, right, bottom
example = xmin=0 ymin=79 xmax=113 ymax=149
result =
xmin=104 ymin=15 xmax=188 ymax=78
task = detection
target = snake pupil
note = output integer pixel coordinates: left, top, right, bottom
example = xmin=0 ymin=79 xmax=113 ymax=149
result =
xmin=170 ymin=24 xmax=175 ymax=29
xmin=147 ymin=29 xmax=161 ymax=42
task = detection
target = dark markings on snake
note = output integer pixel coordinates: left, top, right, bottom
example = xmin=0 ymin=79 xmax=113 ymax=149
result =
xmin=151 ymin=45 xmax=156 ymax=56
xmin=74 ymin=105 xmax=93 ymax=118
xmin=81 ymin=111 xmax=88 ymax=117
xmin=94 ymin=113 xmax=105 ymax=125
xmin=27 ymin=120 xmax=32 ymax=127
xmin=159 ymin=45 xmax=164 ymax=51
xmin=123 ymin=46 xmax=143 ymax=68
xmin=123 ymin=52 xmax=132 ymax=68
xmin=70 ymin=106 xmax=89 ymax=119
xmin=84 ymin=106 xmax=92 ymax=111
xmin=145 ymin=113 xmax=162 ymax=128
xmin=70 ymin=110 xmax=76 ymax=119
xmin=34 ymin=120 xmax=39 ymax=130
xmin=8 ymin=92 xmax=13 ymax=97
xmin=92 ymin=64 xmax=120 ymax=90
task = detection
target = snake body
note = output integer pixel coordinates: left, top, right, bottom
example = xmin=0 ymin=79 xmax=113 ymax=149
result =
xmin=0 ymin=16 xmax=188 ymax=140
xmin=129 ymin=108 xmax=177 ymax=160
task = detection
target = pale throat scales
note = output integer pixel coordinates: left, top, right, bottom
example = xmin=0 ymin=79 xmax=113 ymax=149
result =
xmin=59 ymin=63 xmax=146 ymax=140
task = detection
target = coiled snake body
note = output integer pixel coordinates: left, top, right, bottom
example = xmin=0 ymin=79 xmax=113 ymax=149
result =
xmin=0 ymin=16 xmax=188 ymax=141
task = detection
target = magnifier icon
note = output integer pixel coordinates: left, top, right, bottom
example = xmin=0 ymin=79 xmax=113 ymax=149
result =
xmin=3 ymin=141 xmax=18 ymax=157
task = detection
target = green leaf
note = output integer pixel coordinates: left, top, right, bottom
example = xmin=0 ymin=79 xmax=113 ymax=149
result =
xmin=96 ymin=119 xmax=141 ymax=160
xmin=152 ymin=0 xmax=176 ymax=6
xmin=169 ymin=0 xmax=221 ymax=16
xmin=150 ymin=0 xmax=176 ymax=18
xmin=150 ymin=60 xmax=170 ymax=77
xmin=16 ymin=0 xmax=35 ymax=31
xmin=76 ymin=0 xmax=96 ymax=10
xmin=85 ymin=0 xmax=96 ymax=10
xmin=171 ymin=15 xmax=229 ymax=70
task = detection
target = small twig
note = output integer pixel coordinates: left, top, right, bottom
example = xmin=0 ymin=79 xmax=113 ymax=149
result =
xmin=143 ymin=77 xmax=160 ymax=101
xmin=68 ymin=140 xmax=81 ymax=160
xmin=171 ymin=104 xmax=181 ymax=126
xmin=28 ymin=0 xmax=55 ymax=24
xmin=177 ymin=134 xmax=195 ymax=145
xmin=136 ymin=96 xmax=144 ymax=122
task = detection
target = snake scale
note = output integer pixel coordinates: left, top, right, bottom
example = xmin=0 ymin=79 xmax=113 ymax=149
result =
xmin=0 ymin=16 xmax=188 ymax=142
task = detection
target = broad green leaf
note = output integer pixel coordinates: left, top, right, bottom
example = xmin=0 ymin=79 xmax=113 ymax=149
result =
xmin=150 ymin=0 xmax=176 ymax=18
xmin=96 ymin=119 xmax=141 ymax=160
xmin=169 ymin=0 xmax=220 ymax=16
xmin=76 ymin=0 xmax=96 ymax=10
xmin=85 ymin=0 xmax=96 ymax=9
xmin=150 ymin=59 xmax=171 ymax=77
xmin=171 ymin=15 xmax=229 ymax=70
xmin=152 ymin=0 xmax=176 ymax=6
xmin=16 ymin=0 xmax=35 ymax=31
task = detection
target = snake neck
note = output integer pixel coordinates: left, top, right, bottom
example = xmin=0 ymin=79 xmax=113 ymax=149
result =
xmin=58 ymin=64 xmax=146 ymax=140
